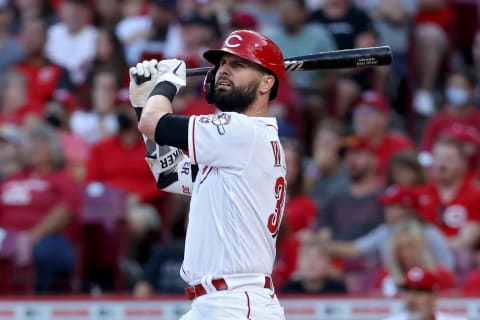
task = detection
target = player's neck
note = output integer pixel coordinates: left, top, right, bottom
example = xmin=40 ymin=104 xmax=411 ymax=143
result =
xmin=244 ymin=101 xmax=269 ymax=117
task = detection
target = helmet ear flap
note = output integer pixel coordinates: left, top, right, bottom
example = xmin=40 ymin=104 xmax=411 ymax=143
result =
xmin=203 ymin=67 xmax=217 ymax=104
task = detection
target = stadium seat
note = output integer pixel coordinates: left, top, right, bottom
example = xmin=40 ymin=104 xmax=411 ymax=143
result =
xmin=78 ymin=182 xmax=128 ymax=293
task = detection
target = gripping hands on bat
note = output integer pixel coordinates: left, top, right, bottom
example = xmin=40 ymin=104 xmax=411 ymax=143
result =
xmin=129 ymin=59 xmax=187 ymax=186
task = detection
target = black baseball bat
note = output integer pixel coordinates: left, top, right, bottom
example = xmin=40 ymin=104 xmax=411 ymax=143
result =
xmin=186 ymin=46 xmax=392 ymax=77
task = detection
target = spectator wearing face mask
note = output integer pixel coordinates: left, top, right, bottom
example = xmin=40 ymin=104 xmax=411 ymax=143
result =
xmin=419 ymin=69 xmax=480 ymax=168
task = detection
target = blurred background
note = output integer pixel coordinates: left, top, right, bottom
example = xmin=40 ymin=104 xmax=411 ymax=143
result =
xmin=0 ymin=0 xmax=479 ymax=319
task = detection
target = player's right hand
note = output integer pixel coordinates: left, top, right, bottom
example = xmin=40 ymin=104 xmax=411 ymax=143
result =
xmin=128 ymin=59 xmax=160 ymax=109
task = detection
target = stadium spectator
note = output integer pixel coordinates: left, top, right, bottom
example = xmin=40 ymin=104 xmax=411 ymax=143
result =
xmin=322 ymin=185 xmax=454 ymax=270
xmin=88 ymin=27 xmax=129 ymax=94
xmin=15 ymin=18 xmax=75 ymax=114
xmin=0 ymin=1 xmax=24 ymax=74
xmin=356 ymin=0 xmax=417 ymax=97
xmin=137 ymin=0 xmax=183 ymax=62
xmin=85 ymin=106 xmax=164 ymax=205
xmin=415 ymin=137 xmax=480 ymax=250
xmin=133 ymin=200 xmax=188 ymax=296
xmin=0 ymin=124 xmax=23 ymax=181
xmin=267 ymin=0 xmax=337 ymax=95
xmin=0 ymin=123 xmax=81 ymax=293
xmin=374 ymin=218 xmax=456 ymax=297
xmin=122 ymin=203 xmax=161 ymax=289
xmin=386 ymin=150 xmax=426 ymax=187
xmin=317 ymin=135 xmax=384 ymax=241
xmin=178 ymin=12 xmax=219 ymax=69
xmin=352 ymin=90 xmax=413 ymax=182
xmin=70 ymin=68 xmax=120 ymax=145
xmin=115 ymin=0 xmax=151 ymax=65
xmin=0 ymin=70 xmax=33 ymax=125
xmin=412 ymin=0 xmax=453 ymax=116
xmin=280 ymin=230 xmax=347 ymax=294
xmin=43 ymin=100 xmax=90 ymax=181
xmin=309 ymin=0 xmax=378 ymax=118
xmin=274 ymin=138 xmax=317 ymax=287
xmin=9 ymin=0 xmax=57 ymax=35
xmin=45 ymin=0 xmax=98 ymax=85
xmin=305 ymin=119 xmax=350 ymax=212
xmin=93 ymin=0 xmax=123 ymax=29
xmin=267 ymin=0 xmax=337 ymax=140
xmin=419 ymin=69 xmax=480 ymax=170
xmin=384 ymin=266 xmax=467 ymax=320
xmin=236 ymin=0 xmax=283 ymax=33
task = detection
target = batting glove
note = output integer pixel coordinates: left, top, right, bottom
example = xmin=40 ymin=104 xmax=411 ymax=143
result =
xmin=128 ymin=59 xmax=161 ymax=108
xmin=155 ymin=59 xmax=186 ymax=93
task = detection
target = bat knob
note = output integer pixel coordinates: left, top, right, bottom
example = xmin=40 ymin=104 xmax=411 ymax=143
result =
xmin=134 ymin=74 xmax=152 ymax=85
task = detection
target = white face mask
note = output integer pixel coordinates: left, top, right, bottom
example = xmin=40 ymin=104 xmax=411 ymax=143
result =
xmin=445 ymin=87 xmax=470 ymax=107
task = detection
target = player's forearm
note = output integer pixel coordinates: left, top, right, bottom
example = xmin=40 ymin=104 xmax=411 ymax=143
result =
xmin=138 ymin=95 xmax=173 ymax=141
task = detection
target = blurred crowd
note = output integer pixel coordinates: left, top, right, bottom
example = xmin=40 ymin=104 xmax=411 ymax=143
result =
xmin=0 ymin=0 xmax=480 ymax=298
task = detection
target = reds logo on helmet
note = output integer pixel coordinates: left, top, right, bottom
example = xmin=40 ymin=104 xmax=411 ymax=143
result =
xmin=203 ymin=30 xmax=285 ymax=84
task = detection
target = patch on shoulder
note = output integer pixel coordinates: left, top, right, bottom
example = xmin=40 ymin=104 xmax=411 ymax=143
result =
xmin=198 ymin=113 xmax=232 ymax=135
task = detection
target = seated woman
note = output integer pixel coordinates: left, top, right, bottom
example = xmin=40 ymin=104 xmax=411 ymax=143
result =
xmin=374 ymin=218 xmax=457 ymax=297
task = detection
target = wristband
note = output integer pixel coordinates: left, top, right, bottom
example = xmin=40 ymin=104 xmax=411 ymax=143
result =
xmin=148 ymin=81 xmax=176 ymax=102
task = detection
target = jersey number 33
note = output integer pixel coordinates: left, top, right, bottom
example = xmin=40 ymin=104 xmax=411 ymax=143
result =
xmin=267 ymin=141 xmax=286 ymax=238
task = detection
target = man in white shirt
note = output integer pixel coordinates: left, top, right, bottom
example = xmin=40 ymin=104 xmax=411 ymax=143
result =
xmin=45 ymin=0 xmax=97 ymax=85
xmin=129 ymin=29 xmax=287 ymax=319
xmin=384 ymin=266 xmax=467 ymax=320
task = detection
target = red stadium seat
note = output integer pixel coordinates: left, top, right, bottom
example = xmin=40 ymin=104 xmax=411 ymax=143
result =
xmin=78 ymin=182 xmax=128 ymax=293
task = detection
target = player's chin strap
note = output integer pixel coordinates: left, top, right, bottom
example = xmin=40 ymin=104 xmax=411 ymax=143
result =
xmin=143 ymin=135 xmax=197 ymax=195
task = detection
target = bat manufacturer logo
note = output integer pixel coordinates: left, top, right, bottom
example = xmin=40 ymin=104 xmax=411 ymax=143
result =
xmin=224 ymin=34 xmax=243 ymax=48
xmin=284 ymin=60 xmax=304 ymax=71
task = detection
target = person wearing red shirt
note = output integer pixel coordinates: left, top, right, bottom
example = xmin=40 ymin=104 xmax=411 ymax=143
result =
xmin=14 ymin=18 xmax=75 ymax=117
xmin=353 ymin=90 xmax=413 ymax=182
xmin=0 ymin=124 xmax=81 ymax=293
xmin=85 ymin=107 xmax=165 ymax=205
xmin=415 ymin=137 xmax=480 ymax=250
xmin=419 ymin=69 xmax=480 ymax=168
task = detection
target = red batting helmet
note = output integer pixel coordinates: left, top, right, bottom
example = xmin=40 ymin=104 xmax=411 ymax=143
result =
xmin=203 ymin=29 xmax=284 ymax=101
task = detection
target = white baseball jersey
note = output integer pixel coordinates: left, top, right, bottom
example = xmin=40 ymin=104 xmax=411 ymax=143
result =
xmin=173 ymin=112 xmax=286 ymax=284
xmin=384 ymin=311 xmax=468 ymax=320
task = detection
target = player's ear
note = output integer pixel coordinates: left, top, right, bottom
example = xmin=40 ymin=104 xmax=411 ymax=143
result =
xmin=259 ymin=74 xmax=275 ymax=96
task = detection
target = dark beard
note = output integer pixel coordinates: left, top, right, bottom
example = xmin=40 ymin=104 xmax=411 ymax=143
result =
xmin=213 ymin=80 xmax=258 ymax=113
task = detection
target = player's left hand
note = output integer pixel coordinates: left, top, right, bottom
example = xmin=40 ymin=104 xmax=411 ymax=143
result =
xmin=155 ymin=59 xmax=186 ymax=93
xmin=129 ymin=59 xmax=161 ymax=108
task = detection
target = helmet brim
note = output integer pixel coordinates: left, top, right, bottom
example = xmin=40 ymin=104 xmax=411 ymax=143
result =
xmin=203 ymin=49 xmax=229 ymax=66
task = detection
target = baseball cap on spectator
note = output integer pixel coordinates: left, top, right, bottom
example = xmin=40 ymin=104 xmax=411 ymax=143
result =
xmin=378 ymin=185 xmax=417 ymax=208
xmin=230 ymin=11 xmax=257 ymax=29
xmin=355 ymin=90 xmax=390 ymax=113
xmin=0 ymin=124 xmax=22 ymax=144
xmin=441 ymin=124 xmax=480 ymax=145
xmin=401 ymin=267 xmax=439 ymax=292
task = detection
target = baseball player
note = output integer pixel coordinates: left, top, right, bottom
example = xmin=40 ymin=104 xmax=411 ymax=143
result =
xmin=129 ymin=30 xmax=286 ymax=319
xmin=384 ymin=266 xmax=467 ymax=320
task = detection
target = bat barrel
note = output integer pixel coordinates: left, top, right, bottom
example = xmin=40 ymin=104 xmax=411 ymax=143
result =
xmin=185 ymin=46 xmax=393 ymax=76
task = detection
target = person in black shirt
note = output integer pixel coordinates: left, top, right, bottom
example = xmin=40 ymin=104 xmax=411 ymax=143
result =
xmin=309 ymin=0 xmax=378 ymax=119
xmin=280 ymin=231 xmax=347 ymax=294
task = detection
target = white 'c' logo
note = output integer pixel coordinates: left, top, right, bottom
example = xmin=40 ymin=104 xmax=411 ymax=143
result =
xmin=224 ymin=34 xmax=243 ymax=48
